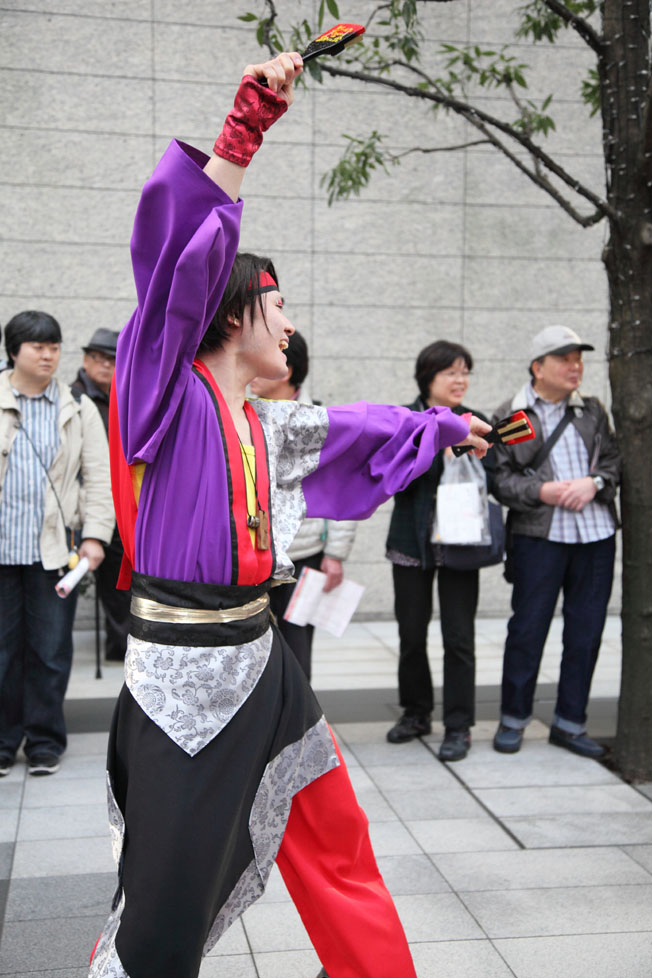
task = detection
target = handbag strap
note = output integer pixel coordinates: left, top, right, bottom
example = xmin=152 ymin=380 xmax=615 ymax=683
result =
xmin=522 ymin=407 xmax=574 ymax=476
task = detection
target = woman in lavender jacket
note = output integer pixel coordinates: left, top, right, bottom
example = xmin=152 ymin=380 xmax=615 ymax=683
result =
xmin=89 ymin=52 xmax=490 ymax=978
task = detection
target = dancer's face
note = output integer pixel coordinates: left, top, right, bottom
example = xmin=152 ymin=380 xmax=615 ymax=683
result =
xmin=242 ymin=291 xmax=295 ymax=381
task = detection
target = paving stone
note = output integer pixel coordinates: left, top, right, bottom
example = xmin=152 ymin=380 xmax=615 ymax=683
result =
xmin=198 ymin=953 xmax=257 ymax=977
xmin=505 ymin=812 xmax=652 ymax=848
xmin=407 ymin=817 xmax=519 ymax=854
xmin=494 ymin=932 xmax=652 ymax=978
xmin=0 ymin=809 xmax=18 ymax=844
xmin=453 ymin=741 xmax=619 ymax=788
xmin=252 ymin=949 xmax=323 ymax=977
xmin=383 ymin=786 xmax=487 ymax=820
xmin=394 ymin=892 xmax=484 ymax=942
xmin=432 ymin=846 xmax=652 ymax=891
xmin=0 ymin=784 xmax=23 ymax=810
xmin=476 ymin=784 xmax=652 ymax=817
xmin=0 ymin=914 xmax=106 ymax=972
xmin=376 ymin=853 xmax=451 ymax=895
xmin=63 ymin=733 xmax=110 ymax=757
xmin=347 ymin=778 xmax=396 ymax=821
xmin=366 ymin=762 xmax=457 ymax=793
xmin=636 ymin=784 xmax=652 ymax=801
xmin=409 ymin=939 xmax=516 ymax=978
xmin=0 ymin=972 xmax=87 ymax=977
xmin=17 ymin=804 xmax=109 ymax=842
xmin=22 ymin=776 xmax=106 ymax=809
xmin=621 ymin=845 xmax=652 ymax=875
xmin=461 ymin=883 xmax=652 ymax=939
xmin=4 ymin=873 xmax=115 ymax=920
xmin=204 ymin=917 xmax=249 ymax=956
xmin=0 ymin=844 xmax=13 ymax=880
xmin=242 ymin=901 xmax=311 ymax=953
xmin=368 ymin=820 xmax=423 ymax=857
xmin=12 ymin=836 xmax=114 ymax=879
xmin=34 ymin=755 xmax=107 ymax=781
xmin=348 ymin=739 xmax=434 ymax=768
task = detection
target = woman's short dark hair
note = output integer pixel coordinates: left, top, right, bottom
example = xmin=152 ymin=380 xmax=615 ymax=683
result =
xmin=414 ymin=340 xmax=473 ymax=401
xmin=5 ymin=310 xmax=62 ymax=365
xmin=285 ymin=329 xmax=309 ymax=390
xmin=198 ymin=252 xmax=279 ymax=356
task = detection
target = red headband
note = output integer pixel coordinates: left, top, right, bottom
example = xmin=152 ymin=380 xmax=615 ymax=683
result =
xmin=248 ymin=271 xmax=278 ymax=296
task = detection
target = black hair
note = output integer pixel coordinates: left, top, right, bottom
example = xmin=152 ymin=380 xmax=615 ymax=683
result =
xmin=5 ymin=310 xmax=62 ymax=366
xmin=414 ymin=339 xmax=473 ymax=401
xmin=414 ymin=340 xmax=473 ymax=401
xmin=284 ymin=329 xmax=309 ymax=390
xmin=198 ymin=252 xmax=279 ymax=356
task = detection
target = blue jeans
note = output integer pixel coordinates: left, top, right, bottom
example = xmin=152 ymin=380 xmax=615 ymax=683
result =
xmin=0 ymin=563 xmax=78 ymax=758
xmin=501 ymin=534 xmax=615 ymax=733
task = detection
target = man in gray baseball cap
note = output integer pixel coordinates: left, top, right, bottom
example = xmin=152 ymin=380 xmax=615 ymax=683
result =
xmin=528 ymin=324 xmax=595 ymax=363
xmin=490 ymin=324 xmax=620 ymax=759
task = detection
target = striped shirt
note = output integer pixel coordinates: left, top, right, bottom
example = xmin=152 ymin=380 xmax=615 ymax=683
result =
xmin=0 ymin=380 xmax=60 ymax=564
xmin=526 ymin=384 xmax=614 ymax=544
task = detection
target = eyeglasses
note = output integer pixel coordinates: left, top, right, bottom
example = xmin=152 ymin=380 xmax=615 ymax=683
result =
xmin=87 ymin=351 xmax=115 ymax=365
xmin=442 ymin=369 xmax=471 ymax=379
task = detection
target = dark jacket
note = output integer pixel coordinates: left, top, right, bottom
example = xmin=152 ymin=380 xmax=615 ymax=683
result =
xmin=386 ymin=397 xmax=495 ymax=569
xmin=71 ymin=369 xmax=110 ymax=432
xmin=491 ymin=383 xmax=620 ymax=538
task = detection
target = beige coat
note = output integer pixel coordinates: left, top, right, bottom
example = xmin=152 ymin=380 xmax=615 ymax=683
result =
xmin=0 ymin=370 xmax=114 ymax=570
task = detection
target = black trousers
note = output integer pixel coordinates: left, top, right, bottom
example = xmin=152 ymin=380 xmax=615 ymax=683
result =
xmin=94 ymin=531 xmax=131 ymax=661
xmin=269 ymin=551 xmax=324 ymax=681
xmin=392 ymin=563 xmax=478 ymax=730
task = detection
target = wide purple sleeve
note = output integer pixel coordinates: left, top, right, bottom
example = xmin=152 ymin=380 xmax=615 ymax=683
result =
xmin=116 ymin=140 xmax=243 ymax=464
xmin=302 ymin=402 xmax=470 ymax=520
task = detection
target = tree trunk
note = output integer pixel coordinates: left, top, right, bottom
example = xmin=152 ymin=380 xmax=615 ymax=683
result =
xmin=602 ymin=0 xmax=652 ymax=779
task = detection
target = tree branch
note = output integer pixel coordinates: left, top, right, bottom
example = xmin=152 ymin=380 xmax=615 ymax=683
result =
xmin=538 ymin=0 xmax=604 ymax=56
xmin=320 ymin=62 xmax=618 ymax=222
xmin=461 ymin=111 xmax=606 ymax=227
xmin=392 ymin=140 xmax=491 ymax=158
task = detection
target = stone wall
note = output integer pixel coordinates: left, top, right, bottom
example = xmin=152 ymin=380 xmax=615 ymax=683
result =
xmin=0 ymin=0 xmax=619 ymax=620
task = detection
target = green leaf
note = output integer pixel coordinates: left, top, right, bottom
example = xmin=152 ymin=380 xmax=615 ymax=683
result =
xmin=306 ymin=59 xmax=323 ymax=83
xmin=326 ymin=0 xmax=339 ymax=20
xmin=237 ymin=13 xmax=258 ymax=22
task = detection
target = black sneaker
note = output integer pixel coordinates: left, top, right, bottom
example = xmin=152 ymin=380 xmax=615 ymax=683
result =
xmin=0 ymin=754 xmax=15 ymax=777
xmin=27 ymin=753 xmax=61 ymax=776
xmin=386 ymin=713 xmax=432 ymax=744
xmin=438 ymin=728 xmax=471 ymax=762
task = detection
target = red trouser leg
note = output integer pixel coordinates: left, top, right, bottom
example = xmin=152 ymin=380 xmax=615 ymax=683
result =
xmin=276 ymin=737 xmax=417 ymax=978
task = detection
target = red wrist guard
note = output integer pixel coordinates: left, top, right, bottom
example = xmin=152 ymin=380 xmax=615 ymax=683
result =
xmin=213 ymin=75 xmax=288 ymax=167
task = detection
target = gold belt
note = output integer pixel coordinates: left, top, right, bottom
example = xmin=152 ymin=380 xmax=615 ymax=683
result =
xmin=130 ymin=592 xmax=270 ymax=625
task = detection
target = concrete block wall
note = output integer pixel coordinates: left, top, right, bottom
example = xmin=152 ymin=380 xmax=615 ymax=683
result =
xmin=0 ymin=0 xmax=619 ymax=620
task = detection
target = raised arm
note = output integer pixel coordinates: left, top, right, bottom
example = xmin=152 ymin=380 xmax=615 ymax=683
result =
xmin=115 ymin=53 xmax=303 ymax=464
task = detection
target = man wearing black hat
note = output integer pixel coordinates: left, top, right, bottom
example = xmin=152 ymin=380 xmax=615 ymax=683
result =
xmin=72 ymin=329 xmax=130 ymax=661
xmin=491 ymin=326 xmax=620 ymax=758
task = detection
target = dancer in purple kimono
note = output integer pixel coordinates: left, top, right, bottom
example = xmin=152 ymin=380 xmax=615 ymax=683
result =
xmin=90 ymin=51 xmax=491 ymax=978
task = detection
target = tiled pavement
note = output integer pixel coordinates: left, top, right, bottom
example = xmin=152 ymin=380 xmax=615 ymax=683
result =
xmin=2 ymin=615 xmax=652 ymax=977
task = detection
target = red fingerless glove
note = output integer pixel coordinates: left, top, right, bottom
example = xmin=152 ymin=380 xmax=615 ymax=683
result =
xmin=213 ymin=75 xmax=289 ymax=167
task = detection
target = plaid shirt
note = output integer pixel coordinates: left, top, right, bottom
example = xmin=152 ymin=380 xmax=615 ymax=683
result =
xmin=0 ymin=379 xmax=60 ymax=564
xmin=527 ymin=384 xmax=615 ymax=544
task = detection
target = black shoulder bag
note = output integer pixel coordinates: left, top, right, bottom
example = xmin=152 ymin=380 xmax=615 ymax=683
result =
xmin=503 ymin=408 xmax=574 ymax=583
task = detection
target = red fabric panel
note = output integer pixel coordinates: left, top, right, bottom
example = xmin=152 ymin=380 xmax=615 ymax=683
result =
xmin=192 ymin=360 xmax=273 ymax=584
xmin=276 ymin=736 xmax=417 ymax=978
xmin=108 ymin=376 xmax=137 ymax=589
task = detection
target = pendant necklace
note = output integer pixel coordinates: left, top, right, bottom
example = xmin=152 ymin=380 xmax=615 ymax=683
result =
xmin=238 ymin=435 xmax=270 ymax=550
